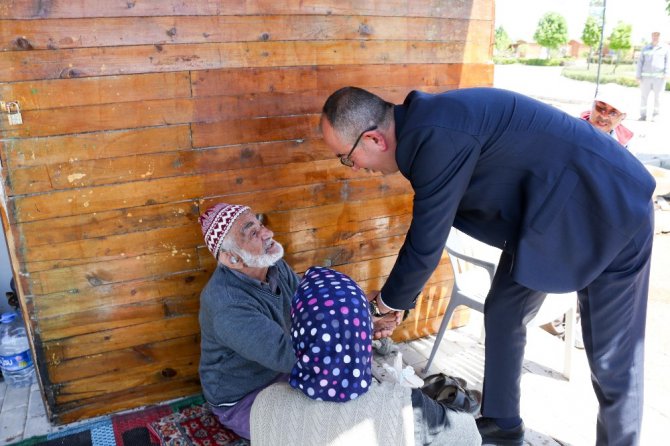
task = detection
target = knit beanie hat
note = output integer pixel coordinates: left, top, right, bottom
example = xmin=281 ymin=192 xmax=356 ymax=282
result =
xmin=198 ymin=203 xmax=249 ymax=258
xmin=289 ymin=266 xmax=373 ymax=402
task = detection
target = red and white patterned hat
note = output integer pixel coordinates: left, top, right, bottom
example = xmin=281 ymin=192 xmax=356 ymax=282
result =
xmin=198 ymin=203 xmax=250 ymax=258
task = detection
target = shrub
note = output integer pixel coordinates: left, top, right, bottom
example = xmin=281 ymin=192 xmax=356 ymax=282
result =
xmin=520 ymin=58 xmax=566 ymax=66
xmin=493 ymin=57 xmax=517 ymax=65
xmin=561 ymin=67 xmax=670 ymax=90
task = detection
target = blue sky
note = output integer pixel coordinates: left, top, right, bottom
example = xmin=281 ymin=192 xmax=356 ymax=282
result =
xmin=495 ymin=0 xmax=670 ymax=44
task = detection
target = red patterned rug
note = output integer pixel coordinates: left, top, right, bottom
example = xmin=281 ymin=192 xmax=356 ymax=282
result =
xmin=147 ymin=404 xmax=248 ymax=446
xmin=9 ymin=396 xmax=247 ymax=446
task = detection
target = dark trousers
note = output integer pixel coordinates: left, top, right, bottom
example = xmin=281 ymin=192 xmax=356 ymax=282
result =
xmin=481 ymin=203 xmax=653 ymax=446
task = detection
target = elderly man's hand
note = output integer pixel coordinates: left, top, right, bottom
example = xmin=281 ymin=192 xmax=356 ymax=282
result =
xmin=372 ymin=312 xmax=399 ymax=339
xmin=367 ymin=290 xmax=404 ymax=339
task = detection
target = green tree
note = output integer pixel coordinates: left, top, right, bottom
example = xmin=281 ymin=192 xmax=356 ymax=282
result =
xmin=581 ymin=16 xmax=601 ymax=69
xmin=533 ymin=12 xmax=569 ymax=58
xmin=608 ymin=21 xmax=632 ymax=72
xmin=495 ymin=26 xmax=512 ymax=55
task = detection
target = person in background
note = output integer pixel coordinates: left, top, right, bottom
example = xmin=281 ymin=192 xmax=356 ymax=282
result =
xmin=250 ymin=266 xmax=481 ymax=446
xmin=636 ymin=31 xmax=669 ymax=121
xmin=581 ymin=84 xmax=633 ymax=147
xmin=197 ymin=203 xmax=299 ymax=439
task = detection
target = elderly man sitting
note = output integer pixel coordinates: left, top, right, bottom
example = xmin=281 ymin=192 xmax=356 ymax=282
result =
xmin=197 ymin=203 xmax=300 ymax=439
xmin=580 ymin=84 xmax=634 ymax=148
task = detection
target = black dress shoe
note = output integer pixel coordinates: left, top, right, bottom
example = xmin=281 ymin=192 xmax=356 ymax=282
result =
xmin=476 ymin=417 xmax=525 ymax=445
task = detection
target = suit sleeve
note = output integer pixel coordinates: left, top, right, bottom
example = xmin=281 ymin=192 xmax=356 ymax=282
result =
xmin=380 ymin=126 xmax=481 ymax=309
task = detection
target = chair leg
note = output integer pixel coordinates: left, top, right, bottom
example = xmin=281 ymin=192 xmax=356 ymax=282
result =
xmin=562 ymin=298 xmax=576 ymax=380
xmin=422 ymin=297 xmax=459 ymax=374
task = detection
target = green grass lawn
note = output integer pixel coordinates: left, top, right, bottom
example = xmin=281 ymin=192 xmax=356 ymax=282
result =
xmin=563 ymin=63 xmax=670 ymax=90
xmin=562 ymin=63 xmax=640 ymax=87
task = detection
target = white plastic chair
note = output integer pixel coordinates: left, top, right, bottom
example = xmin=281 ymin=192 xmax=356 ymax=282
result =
xmin=422 ymin=228 xmax=576 ymax=380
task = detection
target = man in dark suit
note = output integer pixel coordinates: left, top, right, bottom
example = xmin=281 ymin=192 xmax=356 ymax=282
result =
xmin=320 ymin=87 xmax=655 ymax=446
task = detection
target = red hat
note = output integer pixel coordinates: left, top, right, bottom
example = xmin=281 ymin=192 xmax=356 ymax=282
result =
xmin=198 ymin=203 xmax=249 ymax=258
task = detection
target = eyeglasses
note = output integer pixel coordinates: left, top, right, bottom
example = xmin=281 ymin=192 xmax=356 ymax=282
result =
xmin=337 ymin=125 xmax=378 ymax=167
xmin=594 ymin=101 xmax=622 ymax=119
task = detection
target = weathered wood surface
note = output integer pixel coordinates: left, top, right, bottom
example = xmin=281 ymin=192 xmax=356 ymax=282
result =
xmin=1 ymin=0 xmax=494 ymax=20
xmin=0 ymin=16 xmax=492 ymax=50
xmin=0 ymin=0 xmax=494 ymax=423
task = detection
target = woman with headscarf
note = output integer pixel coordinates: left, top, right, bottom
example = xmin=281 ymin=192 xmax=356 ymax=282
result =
xmin=250 ymin=266 xmax=481 ymax=445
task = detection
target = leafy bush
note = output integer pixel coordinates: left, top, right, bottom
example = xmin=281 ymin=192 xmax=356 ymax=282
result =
xmin=493 ymin=57 xmax=517 ymax=65
xmin=561 ymin=67 xmax=670 ymax=90
xmin=520 ymin=58 xmax=565 ymax=66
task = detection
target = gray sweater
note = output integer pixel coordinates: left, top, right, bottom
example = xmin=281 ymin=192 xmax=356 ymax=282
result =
xmin=198 ymin=260 xmax=299 ymax=405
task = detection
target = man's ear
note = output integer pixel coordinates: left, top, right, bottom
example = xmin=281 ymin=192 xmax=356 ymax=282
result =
xmin=369 ymin=129 xmax=389 ymax=152
xmin=620 ymin=112 xmax=627 ymax=121
xmin=218 ymin=251 xmax=243 ymax=269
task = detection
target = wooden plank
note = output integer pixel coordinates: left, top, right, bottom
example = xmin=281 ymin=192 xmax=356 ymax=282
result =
xmin=0 ymin=72 xmax=190 ymax=111
xmin=264 ymin=193 xmax=413 ymax=233
xmin=53 ymin=353 xmax=200 ymax=404
xmin=1 ymin=79 xmax=483 ymax=139
xmin=0 ymin=16 xmax=490 ymax=51
xmin=0 ymin=97 xmax=193 ymax=138
xmin=287 ymin=233 xmax=408 ymax=272
xmin=193 ymin=63 xmax=492 ymax=97
xmin=0 ymin=92 xmax=320 ymax=139
xmin=315 ymin=63 xmax=494 ymax=91
xmin=54 ymin=377 xmax=202 ymax=424
xmin=47 ymin=335 xmax=200 ymax=383
xmin=192 ymin=90 xmax=321 ymax=124
xmin=7 ymin=138 xmax=331 ymax=196
xmin=0 ymin=61 xmax=487 ymax=111
xmin=0 ymin=40 xmax=491 ymax=82
xmin=392 ymin=309 xmax=470 ymax=343
xmin=22 ymin=225 xmax=201 ymax=271
xmin=39 ymin=294 xmax=200 ymax=341
xmin=27 ymin=249 xmax=200 ymax=295
xmin=34 ymin=271 xmax=209 ymax=319
xmin=43 ymin=314 xmax=199 ymax=362
xmin=283 ymin=213 xmax=412 ymax=253
xmin=9 ymin=157 xmax=354 ymax=222
xmin=18 ymin=179 xmax=410 ymax=267
xmin=333 ymin=251 xmax=451 ymax=288
xmin=194 ymin=66 xmax=315 ymax=96
xmin=192 ymin=113 xmax=318 ymax=148
xmin=1 ymin=73 xmax=492 ymax=138
xmin=1 ymin=0 xmax=494 ymax=20
xmin=18 ymin=201 xmax=198 ymax=247
xmin=1 ymin=125 xmax=192 ymax=169
xmin=16 ymin=174 xmax=403 ymax=248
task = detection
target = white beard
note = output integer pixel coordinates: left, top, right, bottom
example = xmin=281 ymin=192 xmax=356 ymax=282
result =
xmin=237 ymin=241 xmax=284 ymax=268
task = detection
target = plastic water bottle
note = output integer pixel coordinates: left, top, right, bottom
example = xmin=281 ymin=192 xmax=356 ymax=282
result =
xmin=0 ymin=312 xmax=35 ymax=387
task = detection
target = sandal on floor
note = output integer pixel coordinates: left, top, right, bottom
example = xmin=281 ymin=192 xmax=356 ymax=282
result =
xmin=435 ymin=382 xmax=482 ymax=415
xmin=421 ymin=373 xmax=468 ymax=400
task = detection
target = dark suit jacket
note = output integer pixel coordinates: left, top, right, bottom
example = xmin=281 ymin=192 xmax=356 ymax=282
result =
xmin=381 ymin=88 xmax=655 ymax=310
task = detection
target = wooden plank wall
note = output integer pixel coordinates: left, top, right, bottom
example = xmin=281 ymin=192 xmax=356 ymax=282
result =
xmin=0 ymin=0 xmax=494 ymax=423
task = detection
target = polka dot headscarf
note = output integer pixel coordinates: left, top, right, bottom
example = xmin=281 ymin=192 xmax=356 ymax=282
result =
xmin=289 ymin=266 xmax=373 ymax=403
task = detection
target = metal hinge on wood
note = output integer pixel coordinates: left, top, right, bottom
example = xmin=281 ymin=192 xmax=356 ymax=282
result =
xmin=0 ymin=100 xmax=23 ymax=125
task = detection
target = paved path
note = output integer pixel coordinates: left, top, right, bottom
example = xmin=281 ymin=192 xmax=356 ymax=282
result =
xmin=493 ymin=64 xmax=670 ymax=161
